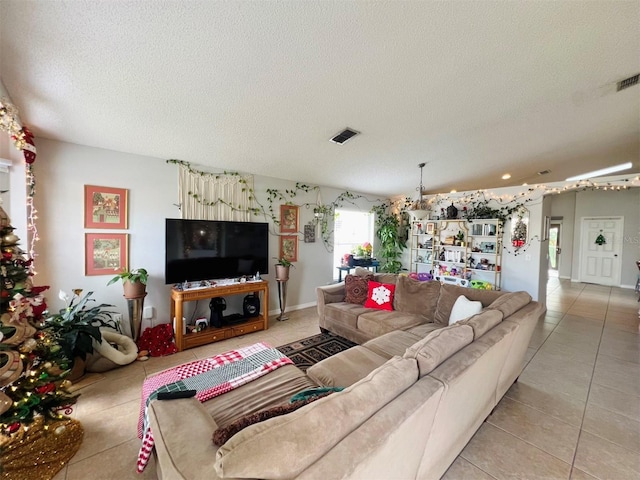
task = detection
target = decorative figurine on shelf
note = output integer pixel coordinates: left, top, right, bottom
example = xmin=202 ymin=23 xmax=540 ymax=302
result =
xmin=439 ymin=248 xmax=446 ymax=261
xmin=446 ymin=203 xmax=458 ymax=219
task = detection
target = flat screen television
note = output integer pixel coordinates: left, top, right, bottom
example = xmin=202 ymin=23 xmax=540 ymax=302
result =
xmin=165 ymin=219 xmax=269 ymax=284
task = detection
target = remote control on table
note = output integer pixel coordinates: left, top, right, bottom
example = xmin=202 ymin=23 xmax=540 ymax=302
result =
xmin=157 ymin=390 xmax=197 ymax=400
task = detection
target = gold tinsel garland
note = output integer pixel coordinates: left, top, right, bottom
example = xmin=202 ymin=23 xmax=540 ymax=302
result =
xmin=0 ymin=416 xmax=83 ymax=480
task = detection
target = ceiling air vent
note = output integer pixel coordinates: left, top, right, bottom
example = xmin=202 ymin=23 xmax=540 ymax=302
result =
xmin=330 ymin=128 xmax=360 ymax=145
xmin=617 ymin=73 xmax=639 ymax=92
xmin=537 ymin=169 xmax=551 ymax=176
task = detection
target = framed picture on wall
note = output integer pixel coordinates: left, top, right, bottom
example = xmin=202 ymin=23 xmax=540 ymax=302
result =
xmin=84 ymin=185 xmax=128 ymax=229
xmin=279 ymin=204 xmax=299 ymax=233
xmin=303 ymin=224 xmax=316 ymax=243
xmin=85 ymin=233 xmax=129 ymax=276
xmin=279 ymin=235 xmax=298 ymax=262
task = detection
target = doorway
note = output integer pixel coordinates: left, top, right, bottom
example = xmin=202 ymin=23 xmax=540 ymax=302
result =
xmin=579 ymin=216 xmax=623 ymax=286
xmin=548 ymin=220 xmax=561 ymax=277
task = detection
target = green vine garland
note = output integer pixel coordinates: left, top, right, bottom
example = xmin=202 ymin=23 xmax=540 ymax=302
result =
xmin=166 ymin=159 xmax=392 ymax=253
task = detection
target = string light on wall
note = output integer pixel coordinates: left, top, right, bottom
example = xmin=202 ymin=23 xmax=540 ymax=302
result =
xmin=0 ymin=97 xmax=39 ymax=272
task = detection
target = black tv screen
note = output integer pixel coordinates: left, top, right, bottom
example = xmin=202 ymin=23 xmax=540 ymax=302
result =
xmin=165 ymin=219 xmax=269 ymax=284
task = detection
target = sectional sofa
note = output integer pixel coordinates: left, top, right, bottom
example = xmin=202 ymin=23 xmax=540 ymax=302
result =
xmin=147 ymin=273 xmax=544 ymax=479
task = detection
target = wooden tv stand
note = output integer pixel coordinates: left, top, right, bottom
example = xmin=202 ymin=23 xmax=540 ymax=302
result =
xmin=170 ymin=280 xmax=269 ymax=352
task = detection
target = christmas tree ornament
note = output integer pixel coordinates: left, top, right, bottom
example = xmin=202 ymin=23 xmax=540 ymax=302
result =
xmin=2 ymin=233 xmax=19 ymax=245
xmin=21 ymin=126 xmax=37 ymax=164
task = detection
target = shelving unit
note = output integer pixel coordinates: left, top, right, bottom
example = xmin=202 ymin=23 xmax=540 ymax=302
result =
xmin=170 ymin=280 xmax=269 ymax=352
xmin=433 ymin=220 xmax=470 ymax=283
xmin=467 ymin=219 xmax=503 ymax=290
xmin=409 ymin=220 xmax=435 ymax=275
xmin=408 ymin=218 xmax=503 ymax=290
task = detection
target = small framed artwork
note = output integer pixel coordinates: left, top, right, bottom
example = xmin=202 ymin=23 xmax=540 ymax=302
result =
xmin=279 ymin=235 xmax=298 ymax=262
xmin=279 ymin=205 xmax=299 ymax=233
xmin=303 ymin=224 xmax=316 ymax=243
xmin=426 ymin=222 xmax=436 ymax=235
xmin=85 ymin=233 xmax=129 ymax=276
xmin=84 ymin=185 xmax=128 ymax=229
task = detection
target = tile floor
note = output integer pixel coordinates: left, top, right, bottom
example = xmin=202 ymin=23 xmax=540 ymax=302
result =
xmin=52 ymin=278 xmax=639 ymax=479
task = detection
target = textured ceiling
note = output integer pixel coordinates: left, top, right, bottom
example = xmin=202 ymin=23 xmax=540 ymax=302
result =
xmin=1 ymin=1 xmax=638 ymax=197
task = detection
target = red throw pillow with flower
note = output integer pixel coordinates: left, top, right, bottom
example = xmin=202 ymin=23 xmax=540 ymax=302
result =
xmin=364 ymin=281 xmax=396 ymax=311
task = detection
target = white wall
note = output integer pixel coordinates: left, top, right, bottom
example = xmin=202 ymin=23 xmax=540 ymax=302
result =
xmin=571 ymin=189 xmax=640 ymax=287
xmin=24 ymin=138 xmax=380 ymax=332
xmin=550 ymin=192 xmax=576 ymax=279
xmin=430 ymin=190 xmax=547 ymax=301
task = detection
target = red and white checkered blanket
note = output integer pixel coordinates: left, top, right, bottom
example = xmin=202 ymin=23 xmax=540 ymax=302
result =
xmin=136 ymin=342 xmax=292 ymax=473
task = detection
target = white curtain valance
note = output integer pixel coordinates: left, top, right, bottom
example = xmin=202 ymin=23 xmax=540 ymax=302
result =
xmin=178 ymin=164 xmax=253 ymax=221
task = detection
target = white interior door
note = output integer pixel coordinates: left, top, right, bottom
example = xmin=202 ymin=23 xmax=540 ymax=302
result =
xmin=579 ymin=217 xmax=623 ymax=286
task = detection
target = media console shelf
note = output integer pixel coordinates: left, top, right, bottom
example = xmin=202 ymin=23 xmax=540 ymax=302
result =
xmin=170 ymin=280 xmax=269 ymax=352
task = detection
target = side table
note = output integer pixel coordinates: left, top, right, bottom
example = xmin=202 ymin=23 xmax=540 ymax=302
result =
xmin=336 ymin=266 xmax=353 ymax=282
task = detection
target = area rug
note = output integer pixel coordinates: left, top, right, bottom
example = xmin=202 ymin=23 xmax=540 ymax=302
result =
xmin=277 ymin=333 xmax=357 ymax=372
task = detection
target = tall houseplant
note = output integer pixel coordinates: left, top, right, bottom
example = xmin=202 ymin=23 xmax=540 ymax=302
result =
xmin=107 ymin=267 xmax=148 ymax=299
xmin=372 ymin=206 xmax=407 ymax=274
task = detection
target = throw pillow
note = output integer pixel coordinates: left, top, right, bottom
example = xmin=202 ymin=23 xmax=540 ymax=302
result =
xmin=364 ymin=281 xmax=396 ymax=311
xmin=212 ymin=391 xmax=334 ymax=446
xmin=344 ymin=274 xmax=373 ymax=304
xmin=449 ymin=295 xmax=482 ymax=325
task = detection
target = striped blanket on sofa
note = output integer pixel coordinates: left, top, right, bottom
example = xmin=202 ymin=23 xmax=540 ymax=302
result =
xmin=136 ymin=342 xmax=292 ymax=472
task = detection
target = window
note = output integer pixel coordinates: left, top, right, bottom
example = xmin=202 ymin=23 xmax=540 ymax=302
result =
xmin=333 ymin=209 xmax=375 ymax=279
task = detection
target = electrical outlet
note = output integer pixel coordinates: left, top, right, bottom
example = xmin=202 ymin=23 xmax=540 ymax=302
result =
xmin=143 ymin=306 xmax=154 ymax=319
xmin=113 ymin=313 xmax=123 ymax=324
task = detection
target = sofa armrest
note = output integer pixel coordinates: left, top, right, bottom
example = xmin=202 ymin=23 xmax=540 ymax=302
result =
xmin=149 ymin=397 xmax=220 ymax=480
xmin=316 ymin=283 xmax=346 ymax=320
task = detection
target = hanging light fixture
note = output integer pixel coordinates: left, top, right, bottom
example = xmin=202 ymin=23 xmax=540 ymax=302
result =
xmin=415 ymin=163 xmax=428 ymax=209
xmin=409 ymin=162 xmax=430 ymax=219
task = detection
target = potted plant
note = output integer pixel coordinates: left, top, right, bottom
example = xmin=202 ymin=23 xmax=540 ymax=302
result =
xmin=372 ymin=205 xmax=407 ymax=274
xmin=43 ymin=290 xmax=118 ymax=381
xmin=273 ymin=257 xmax=294 ymax=282
xmin=107 ymin=268 xmax=148 ymax=299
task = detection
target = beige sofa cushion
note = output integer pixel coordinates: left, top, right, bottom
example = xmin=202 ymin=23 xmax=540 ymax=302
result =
xmin=306 ymin=346 xmax=388 ymax=387
xmin=393 ymin=276 xmax=441 ymax=321
xmin=214 ymin=356 xmax=419 ymax=480
xmin=324 ymin=303 xmax=370 ymax=330
xmin=406 ymin=323 xmax=444 ymax=337
xmin=404 ymin=324 xmax=474 ymax=376
xmin=459 ymin=309 xmax=503 ymax=339
xmin=149 ymin=397 xmax=219 ymax=480
xmin=357 ymin=309 xmax=425 ymax=337
xmin=363 ymin=330 xmax=422 ymax=359
xmin=486 ymin=291 xmax=532 ymax=318
xmin=434 ymin=284 xmax=503 ymax=325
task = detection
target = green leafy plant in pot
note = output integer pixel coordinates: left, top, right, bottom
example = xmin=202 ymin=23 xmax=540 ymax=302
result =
xmin=273 ymin=257 xmax=294 ymax=281
xmin=107 ymin=268 xmax=148 ymax=299
xmin=372 ymin=205 xmax=407 ymax=274
xmin=43 ymin=290 xmax=118 ymax=380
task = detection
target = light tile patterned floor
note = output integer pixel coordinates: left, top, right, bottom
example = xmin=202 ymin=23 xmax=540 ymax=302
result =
xmin=53 ymin=279 xmax=639 ymax=479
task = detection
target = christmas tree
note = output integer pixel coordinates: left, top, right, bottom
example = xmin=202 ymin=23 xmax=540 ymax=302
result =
xmin=0 ymin=204 xmax=79 ymax=437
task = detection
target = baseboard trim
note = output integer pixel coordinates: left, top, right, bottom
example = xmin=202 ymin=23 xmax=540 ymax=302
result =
xmin=568 ymin=279 xmax=635 ymax=290
xmin=269 ymin=301 xmax=317 ymax=317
